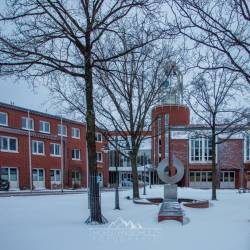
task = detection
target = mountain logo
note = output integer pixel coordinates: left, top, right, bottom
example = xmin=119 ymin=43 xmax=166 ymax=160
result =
xmin=108 ymin=217 xmax=143 ymax=230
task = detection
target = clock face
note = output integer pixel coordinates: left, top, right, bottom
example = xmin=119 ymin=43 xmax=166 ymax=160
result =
xmin=162 ymin=79 xmax=170 ymax=88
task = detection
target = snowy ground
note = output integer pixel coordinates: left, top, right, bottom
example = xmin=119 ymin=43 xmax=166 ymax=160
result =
xmin=0 ymin=186 xmax=250 ymax=250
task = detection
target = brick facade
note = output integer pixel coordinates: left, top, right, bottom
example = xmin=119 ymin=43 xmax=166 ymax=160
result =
xmin=1 ymin=101 xmax=249 ymax=190
xmin=0 ymin=103 xmax=108 ymax=190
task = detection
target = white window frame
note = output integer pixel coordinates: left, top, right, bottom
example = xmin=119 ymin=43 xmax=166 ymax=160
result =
xmin=57 ymin=124 xmax=67 ymax=137
xmin=96 ymin=152 xmax=103 ymax=163
xmin=21 ymin=117 xmax=34 ymax=130
xmin=95 ymin=132 xmax=102 ymax=142
xmin=189 ymin=136 xmax=214 ymax=163
xmin=39 ymin=120 xmax=50 ymax=134
xmin=32 ymin=140 xmax=45 ymax=155
xmin=0 ymin=112 xmax=8 ymax=126
xmin=50 ymin=169 xmax=61 ymax=182
xmin=0 ymin=136 xmax=18 ymax=153
xmin=50 ymin=143 xmax=61 ymax=157
xmin=72 ymin=149 xmax=81 ymax=160
xmin=72 ymin=127 xmax=80 ymax=139
xmin=0 ymin=167 xmax=19 ymax=188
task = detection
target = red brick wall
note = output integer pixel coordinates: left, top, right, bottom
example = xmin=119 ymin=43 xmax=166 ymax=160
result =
xmin=0 ymin=105 xmax=109 ymax=189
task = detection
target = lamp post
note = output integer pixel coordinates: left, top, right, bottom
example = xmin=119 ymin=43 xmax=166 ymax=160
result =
xmin=102 ymin=136 xmax=120 ymax=210
xmin=103 ymin=137 xmax=132 ymax=209
xmin=114 ymin=136 xmax=120 ymax=209
xmin=149 ymin=165 xmax=152 ymax=189
xmin=143 ymin=153 xmax=147 ymax=195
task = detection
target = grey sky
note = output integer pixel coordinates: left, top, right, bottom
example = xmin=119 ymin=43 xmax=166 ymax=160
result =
xmin=0 ymin=77 xmax=54 ymax=113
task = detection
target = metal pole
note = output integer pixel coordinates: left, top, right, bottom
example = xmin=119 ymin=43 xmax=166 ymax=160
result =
xmin=60 ymin=116 xmax=64 ymax=192
xmin=149 ymin=167 xmax=152 ymax=188
xmin=143 ymin=165 xmax=146 ymax=195
xmin=143 ymin=153 xmax=146 ymax=195
xmin=240 ymin=139 xmax=244 ymax=191
xmin=114 ymin=136 xmax=120 ymax=209
xmin=28 ymin=111 xmax=32 ymax=192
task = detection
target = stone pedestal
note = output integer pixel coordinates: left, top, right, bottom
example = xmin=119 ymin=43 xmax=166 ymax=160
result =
xmin=164 ymin=184 xmax=177 ymax=201
xmin=159 ymin=184 xmax=183 ymax=223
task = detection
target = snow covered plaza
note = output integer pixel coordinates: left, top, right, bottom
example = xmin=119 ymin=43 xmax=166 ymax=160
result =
xmin=0 ymin=0 xmax=250 ymax=250
xmin=0 ymin=187 xmax=249 ymax=250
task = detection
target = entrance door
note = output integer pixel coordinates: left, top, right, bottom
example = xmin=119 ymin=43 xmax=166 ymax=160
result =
xmin=121 ymin=172 xmax=132 ymax=187
xmin=50 ymin=169 xmax=61 ymax=189
xmin=32 ymin=169 xmax=45 ymax=189
xmin=1 ymin=167 xmax=19 ymax=189
xmin=72 ymin=170 xmax=81 ymax=188
xmin=220 ymin=171 xmax=235 ymax=188
xmin=247 ymin=172 xmax=250 ymax=189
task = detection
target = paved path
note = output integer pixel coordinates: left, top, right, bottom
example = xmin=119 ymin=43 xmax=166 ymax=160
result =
xmin=0 ymin=188 xmax=131 ymax=197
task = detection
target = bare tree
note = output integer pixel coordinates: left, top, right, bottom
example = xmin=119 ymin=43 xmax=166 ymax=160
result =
xmin=168 ymin=0 xmax=250 ymax=83
xmin=0 ymin=0 xmax=164 ymax=223
xmin=186 ymin=59 xmax=248 ymax=200
xmin=94 ymin=41 xmax=176 ymax=199
xmin=52 ymin=34 xmax=176 ymax=199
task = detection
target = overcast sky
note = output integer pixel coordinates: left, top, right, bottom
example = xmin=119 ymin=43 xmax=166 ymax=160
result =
xmin=0 ymin=76 xmax=56 ymax=114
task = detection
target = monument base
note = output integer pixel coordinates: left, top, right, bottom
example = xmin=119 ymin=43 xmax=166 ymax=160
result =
xmin=164 ymin=184 xmax=177 ymax=201
xmin=158 ymin=201 xmax=183 ymax=224
xmin=158 ymin=184 xmax=183 ymax=224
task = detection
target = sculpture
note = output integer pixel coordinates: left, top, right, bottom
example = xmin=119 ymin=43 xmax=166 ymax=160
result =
xmin=157 ymin=155 xmax=185 ymax=223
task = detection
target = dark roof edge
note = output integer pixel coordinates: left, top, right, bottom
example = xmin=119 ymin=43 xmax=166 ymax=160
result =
xmin=0 ymin=101 xmax=85 ymax=126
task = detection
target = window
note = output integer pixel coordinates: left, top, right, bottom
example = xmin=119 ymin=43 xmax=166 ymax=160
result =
xmin=50 ymin=169 xmax=61 ymax=182
xmin=21 ymin=117 xmax=34 ymax=130
xmin=32 ymin=169 xmax=44 ymax=182
xmin=72 ymin=149 xmax=80 ymax=160
xmin=190 ymin=137 xmax=213 ymax=163
xmin=72 ymin=170 xmax=81 ymax=185
xmin=0 ymin=168 xmax=18 ymax=182
xmin=57 ymin=124 xmax=67 ymax=136
xmin=244 ymin=134 xmax=250 ymax=162
xmin=72 ymin=127 xmax=80 ymax=139
xmin=32 ymin=140 xmax=44 ymax=155
xmin=39 ymin=121 xmax=50 ymax=134
xmin=0 ymin=112 xmax=8 ymax=126
xmin=220 ymin=171 xmax=235 ymax=183
xmin=50 ymin=143 xmax=61 ymax=156
xmin=95 ymin=133 xmax=102 ymax=142
xmin=0 ymin=137 xmax=18 ymax=152
xmin=189 ymin=171 xmax=212 ymax=183
xmin=96 ymin=152 xmax=102 ymax=162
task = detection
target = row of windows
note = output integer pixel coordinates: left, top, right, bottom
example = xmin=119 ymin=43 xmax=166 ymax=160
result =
xmin=108 ymin=149 xmax=151 ymax=167
xmin=0 ymin=112 xmax=81 ymax=138
xmin=189 ymin=171 xmax=235 ymax=183
xmin=32 ymin=141 xmax=81 ymax=160
xmin=0 ymin=112 xmax=104 ymax=142
xmin=190 ymin=137 xmax=212 ymax=162
xmin=0 ymin=136 xmax=103 ymax=162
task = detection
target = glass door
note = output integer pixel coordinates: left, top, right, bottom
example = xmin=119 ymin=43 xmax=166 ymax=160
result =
xmin=1 ymin=167 xmax=19 ymax=189
xmin=32 ymin=168 xmax=45 ymax=189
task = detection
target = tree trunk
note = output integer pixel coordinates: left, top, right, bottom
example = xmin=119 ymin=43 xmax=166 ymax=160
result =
xmin=114 ymin=149 xmax=120 ymax=209
xmin=211 ymin=128 xmax=217 ymax=200
xmin=131 ymin=154 xmax=140 ymax=199
xmin=85 ymin=34 xmax=103 ymax=223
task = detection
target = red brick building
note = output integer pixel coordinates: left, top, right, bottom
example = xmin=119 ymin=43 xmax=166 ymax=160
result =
xmin=0 ymin=102 xmax=108 ymax=190
xmin=1 ymin=100 xmax=250 ymax=190
xmin=151 ymin=103 xmax=250 ymax=189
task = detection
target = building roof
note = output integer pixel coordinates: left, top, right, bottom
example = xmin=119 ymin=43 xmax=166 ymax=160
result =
xmin=0 ymin=101 xmax=85 ymax=126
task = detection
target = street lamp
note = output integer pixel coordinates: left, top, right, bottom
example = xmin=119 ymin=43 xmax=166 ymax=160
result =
xmin=102 ymin=136 xmax=120 ymax=210
xmin=143 ymin=153 xmax=147 ymax=195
